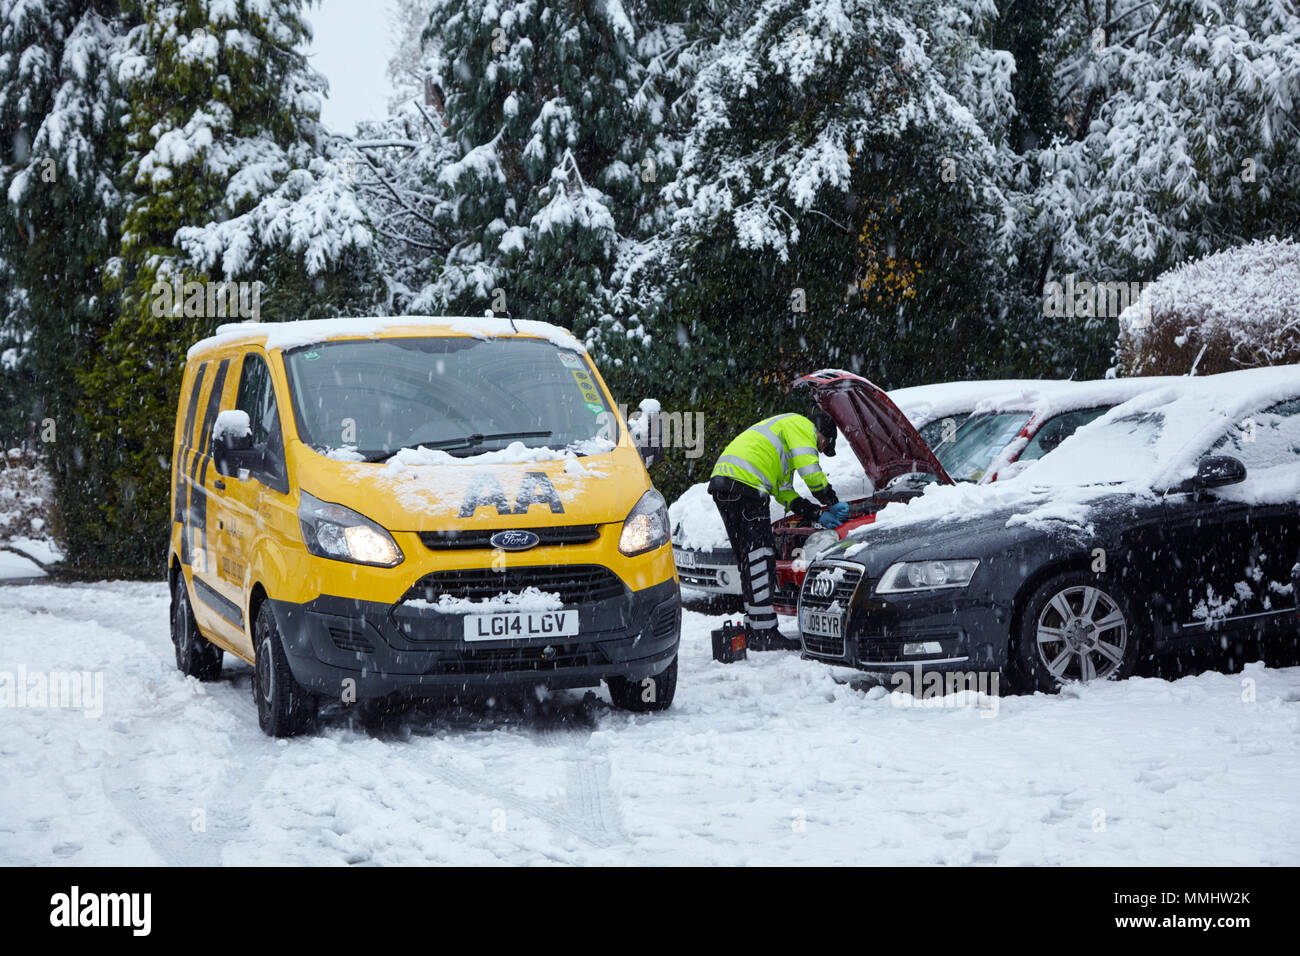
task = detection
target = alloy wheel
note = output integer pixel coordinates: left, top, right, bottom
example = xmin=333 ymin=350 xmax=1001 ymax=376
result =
xmin=1035 ymin=584 xmax=1128 ymax=683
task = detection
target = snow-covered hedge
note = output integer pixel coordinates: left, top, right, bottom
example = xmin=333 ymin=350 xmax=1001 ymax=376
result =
xmin=1116 ymin=238 xmax=1300 ymax=376
xmin=0 ymin=448 xmax=59 ymax=552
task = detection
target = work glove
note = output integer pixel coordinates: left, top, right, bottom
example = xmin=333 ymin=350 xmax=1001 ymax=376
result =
xmin=817 ymin=508 xmax=843 ymax=530
xmin=828 ymin=502 xmax=850 ymax=523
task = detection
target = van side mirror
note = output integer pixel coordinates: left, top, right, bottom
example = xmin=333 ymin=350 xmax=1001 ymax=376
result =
xmin=629 ymin=400 xmax=664 ymax=469
xmin=212 ymin=410 xmax=258 ymax=477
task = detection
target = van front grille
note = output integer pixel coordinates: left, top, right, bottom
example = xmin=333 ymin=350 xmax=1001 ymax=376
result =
xmin=407 ymin=565 xmax=625 ymax=606
xmin=435 ymin=643 xmax=594 ymax=675
xmin=419 ymin=525 xmax=600 ymax=550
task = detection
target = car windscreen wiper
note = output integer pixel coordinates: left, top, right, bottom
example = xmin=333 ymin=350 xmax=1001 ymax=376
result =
xmin=365 ymin=430 xmax=554 ymax=462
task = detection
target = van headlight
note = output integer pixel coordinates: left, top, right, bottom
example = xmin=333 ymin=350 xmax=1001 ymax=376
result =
xmin=299 ymin=492 xmax=404 ymax=567
xmin=876 ymin=559 xmax=979 ymax=593
xmin=618 ymin=489 xmax=669 ymax=556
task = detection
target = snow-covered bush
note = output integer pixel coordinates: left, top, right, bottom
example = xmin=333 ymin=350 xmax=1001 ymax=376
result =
xmin=0 ymin=448 xmax=57 ymax=546
xmin=1116 ymin=238 xmax=1300 ymax=376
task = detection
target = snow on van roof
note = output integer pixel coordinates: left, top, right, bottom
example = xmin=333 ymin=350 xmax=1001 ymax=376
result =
xmin=186 ymin=315 xmax=586 ymax=359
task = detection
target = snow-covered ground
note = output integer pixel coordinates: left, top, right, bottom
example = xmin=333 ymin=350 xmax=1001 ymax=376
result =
xmin=2 ymin=580 xmax=1298 ymax=865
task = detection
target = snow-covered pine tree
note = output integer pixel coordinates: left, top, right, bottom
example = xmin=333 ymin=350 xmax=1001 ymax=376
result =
xmin=596 ymin=0 xmax=1018 ymax=402
xmin=415 ymin=0 xmax=678 ymax=330
xmin=1026 ymin=0 xmax=1300 ymax=290
xmin=344 ymin=1 xmax=460 ymax=313
xmin=1 ymin=0 xmax=133 ymax=555
xmin=81 ymin=0 xmax=380 ymax=568
xmin=345 ymin=98 xmax=457 ymax=314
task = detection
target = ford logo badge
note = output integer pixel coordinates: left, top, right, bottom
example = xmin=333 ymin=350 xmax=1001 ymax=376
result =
xmin=490 ymin=530 xmax=541 ymax=551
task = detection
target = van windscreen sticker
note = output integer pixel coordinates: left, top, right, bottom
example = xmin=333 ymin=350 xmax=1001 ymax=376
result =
xmin=570 ymin=368 xmax=603 ymax=409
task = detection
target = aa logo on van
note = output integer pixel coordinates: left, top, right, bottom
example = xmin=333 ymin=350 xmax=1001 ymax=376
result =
xmin=459 ymin=471 xmax=565 ymax=517
xmin=490 ymin=530 xmax=541 ymax=551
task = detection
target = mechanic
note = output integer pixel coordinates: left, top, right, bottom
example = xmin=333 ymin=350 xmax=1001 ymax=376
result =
xmin=708 ymin=410 xmax=849 ymax=641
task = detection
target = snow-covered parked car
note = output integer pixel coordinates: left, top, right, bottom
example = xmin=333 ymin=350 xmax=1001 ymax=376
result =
xmin=941 ymin=375 xmax=1186 ymax=484
xmin=797 ymin=364 xmax=1300 ymax=690
xmin=669 ymin=377 xmax=1056 ymax=597
xmin=771 ymin=376 xmax=1184 ymax=613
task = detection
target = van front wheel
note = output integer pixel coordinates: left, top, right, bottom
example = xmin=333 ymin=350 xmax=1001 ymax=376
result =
xmin=606 ymin=656 xmax=677 ymax=712
xmin=252 ymin=604 xmax=318 ymax=737
xmin=172 ymin=578 xmax=223 ymax=681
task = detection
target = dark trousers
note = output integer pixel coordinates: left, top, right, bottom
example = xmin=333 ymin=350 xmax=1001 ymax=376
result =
xmin=709 ymin=477 xmax=779 ymax=632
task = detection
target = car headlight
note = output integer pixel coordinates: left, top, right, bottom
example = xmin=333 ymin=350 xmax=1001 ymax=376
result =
xmin=799 ymin=530 xmax=839 ymax=565
xmin=619 ymin=489 xmax=669 ymax=557
xmin=876 ymin=559 xmax=979 ymax=593
xmin=299 ymin=491 xmax=404 ymax=567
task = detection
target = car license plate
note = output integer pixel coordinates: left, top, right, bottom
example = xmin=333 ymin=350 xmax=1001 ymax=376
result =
xmin=463 ymin=611 xmax=579 ymax=642
xmin=802 ymin=609 xmax=843 ymax=638
xmin=673 ymin=548 xmax=697 ymax=569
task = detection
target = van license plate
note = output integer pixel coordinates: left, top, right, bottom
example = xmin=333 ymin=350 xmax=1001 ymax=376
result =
xmin=802 ymin=609 xmax=843 ymax=638
xmin=464 ymin=611 xmax=579 ymax=642
xmin=673 ymin=548 xmax=697 ymax=569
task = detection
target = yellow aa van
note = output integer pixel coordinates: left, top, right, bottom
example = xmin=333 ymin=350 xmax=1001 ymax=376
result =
xmin=169 ymin=316 xmax=680 ymax=735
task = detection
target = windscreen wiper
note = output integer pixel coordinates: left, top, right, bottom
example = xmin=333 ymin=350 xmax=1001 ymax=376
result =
xmin=366 ymin=430 xmax=554 ymax=462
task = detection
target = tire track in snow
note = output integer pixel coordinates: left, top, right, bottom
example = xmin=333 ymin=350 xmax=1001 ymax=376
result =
xmin=358 ymin=697 xmax=631 ymax=853
xmin=6 ymin=584 xmax=285 ymax=866
xmin=102 ymin=746 xmax=279 ymax=867
xmin=13 ymin=582 xmax=630 ymax=858
xmin=386 ymin=744 xmax=627 ymax=851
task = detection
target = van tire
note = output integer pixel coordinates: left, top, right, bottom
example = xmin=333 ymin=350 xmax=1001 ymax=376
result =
xmin=606 ymin=656 xmax=677 ymax=712
xmin=172 ymin=578 xmax=223 ymax=681
xmin=252 ymin=603 xmax=318 ymax=737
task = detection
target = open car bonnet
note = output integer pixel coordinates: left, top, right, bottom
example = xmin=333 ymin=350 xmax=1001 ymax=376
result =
xmin=794 ymin=370 xmax=954 ymax=492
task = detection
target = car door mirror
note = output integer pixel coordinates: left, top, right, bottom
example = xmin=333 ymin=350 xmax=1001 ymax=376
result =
xmin=1193 ymin=455 xmax=1247 ymax=491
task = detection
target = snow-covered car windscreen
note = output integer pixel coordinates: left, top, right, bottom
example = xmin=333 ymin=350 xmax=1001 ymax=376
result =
xmin=939 ymin=411 xmax=1030 ymax=482
xmin=1024 ymin=409 xmax=1168 ymax=486
xmin=283 ymin=337 xmax=614 ymax=461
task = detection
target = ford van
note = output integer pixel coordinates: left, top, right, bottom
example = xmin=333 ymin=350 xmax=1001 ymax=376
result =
xmin=169 ymin=316 xmax=681 ymax=735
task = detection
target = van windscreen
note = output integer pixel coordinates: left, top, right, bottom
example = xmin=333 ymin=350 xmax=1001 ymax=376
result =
xmin=283 ymin=336 xmax=616 ymax=461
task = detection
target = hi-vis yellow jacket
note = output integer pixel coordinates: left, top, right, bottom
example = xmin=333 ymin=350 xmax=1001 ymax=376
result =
xmin=711 ymin=413 xmax=833 ymax=507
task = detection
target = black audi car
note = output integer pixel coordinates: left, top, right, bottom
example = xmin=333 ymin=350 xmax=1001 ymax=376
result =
xmin=797 ymin=366 xmax=1300 ymax=691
